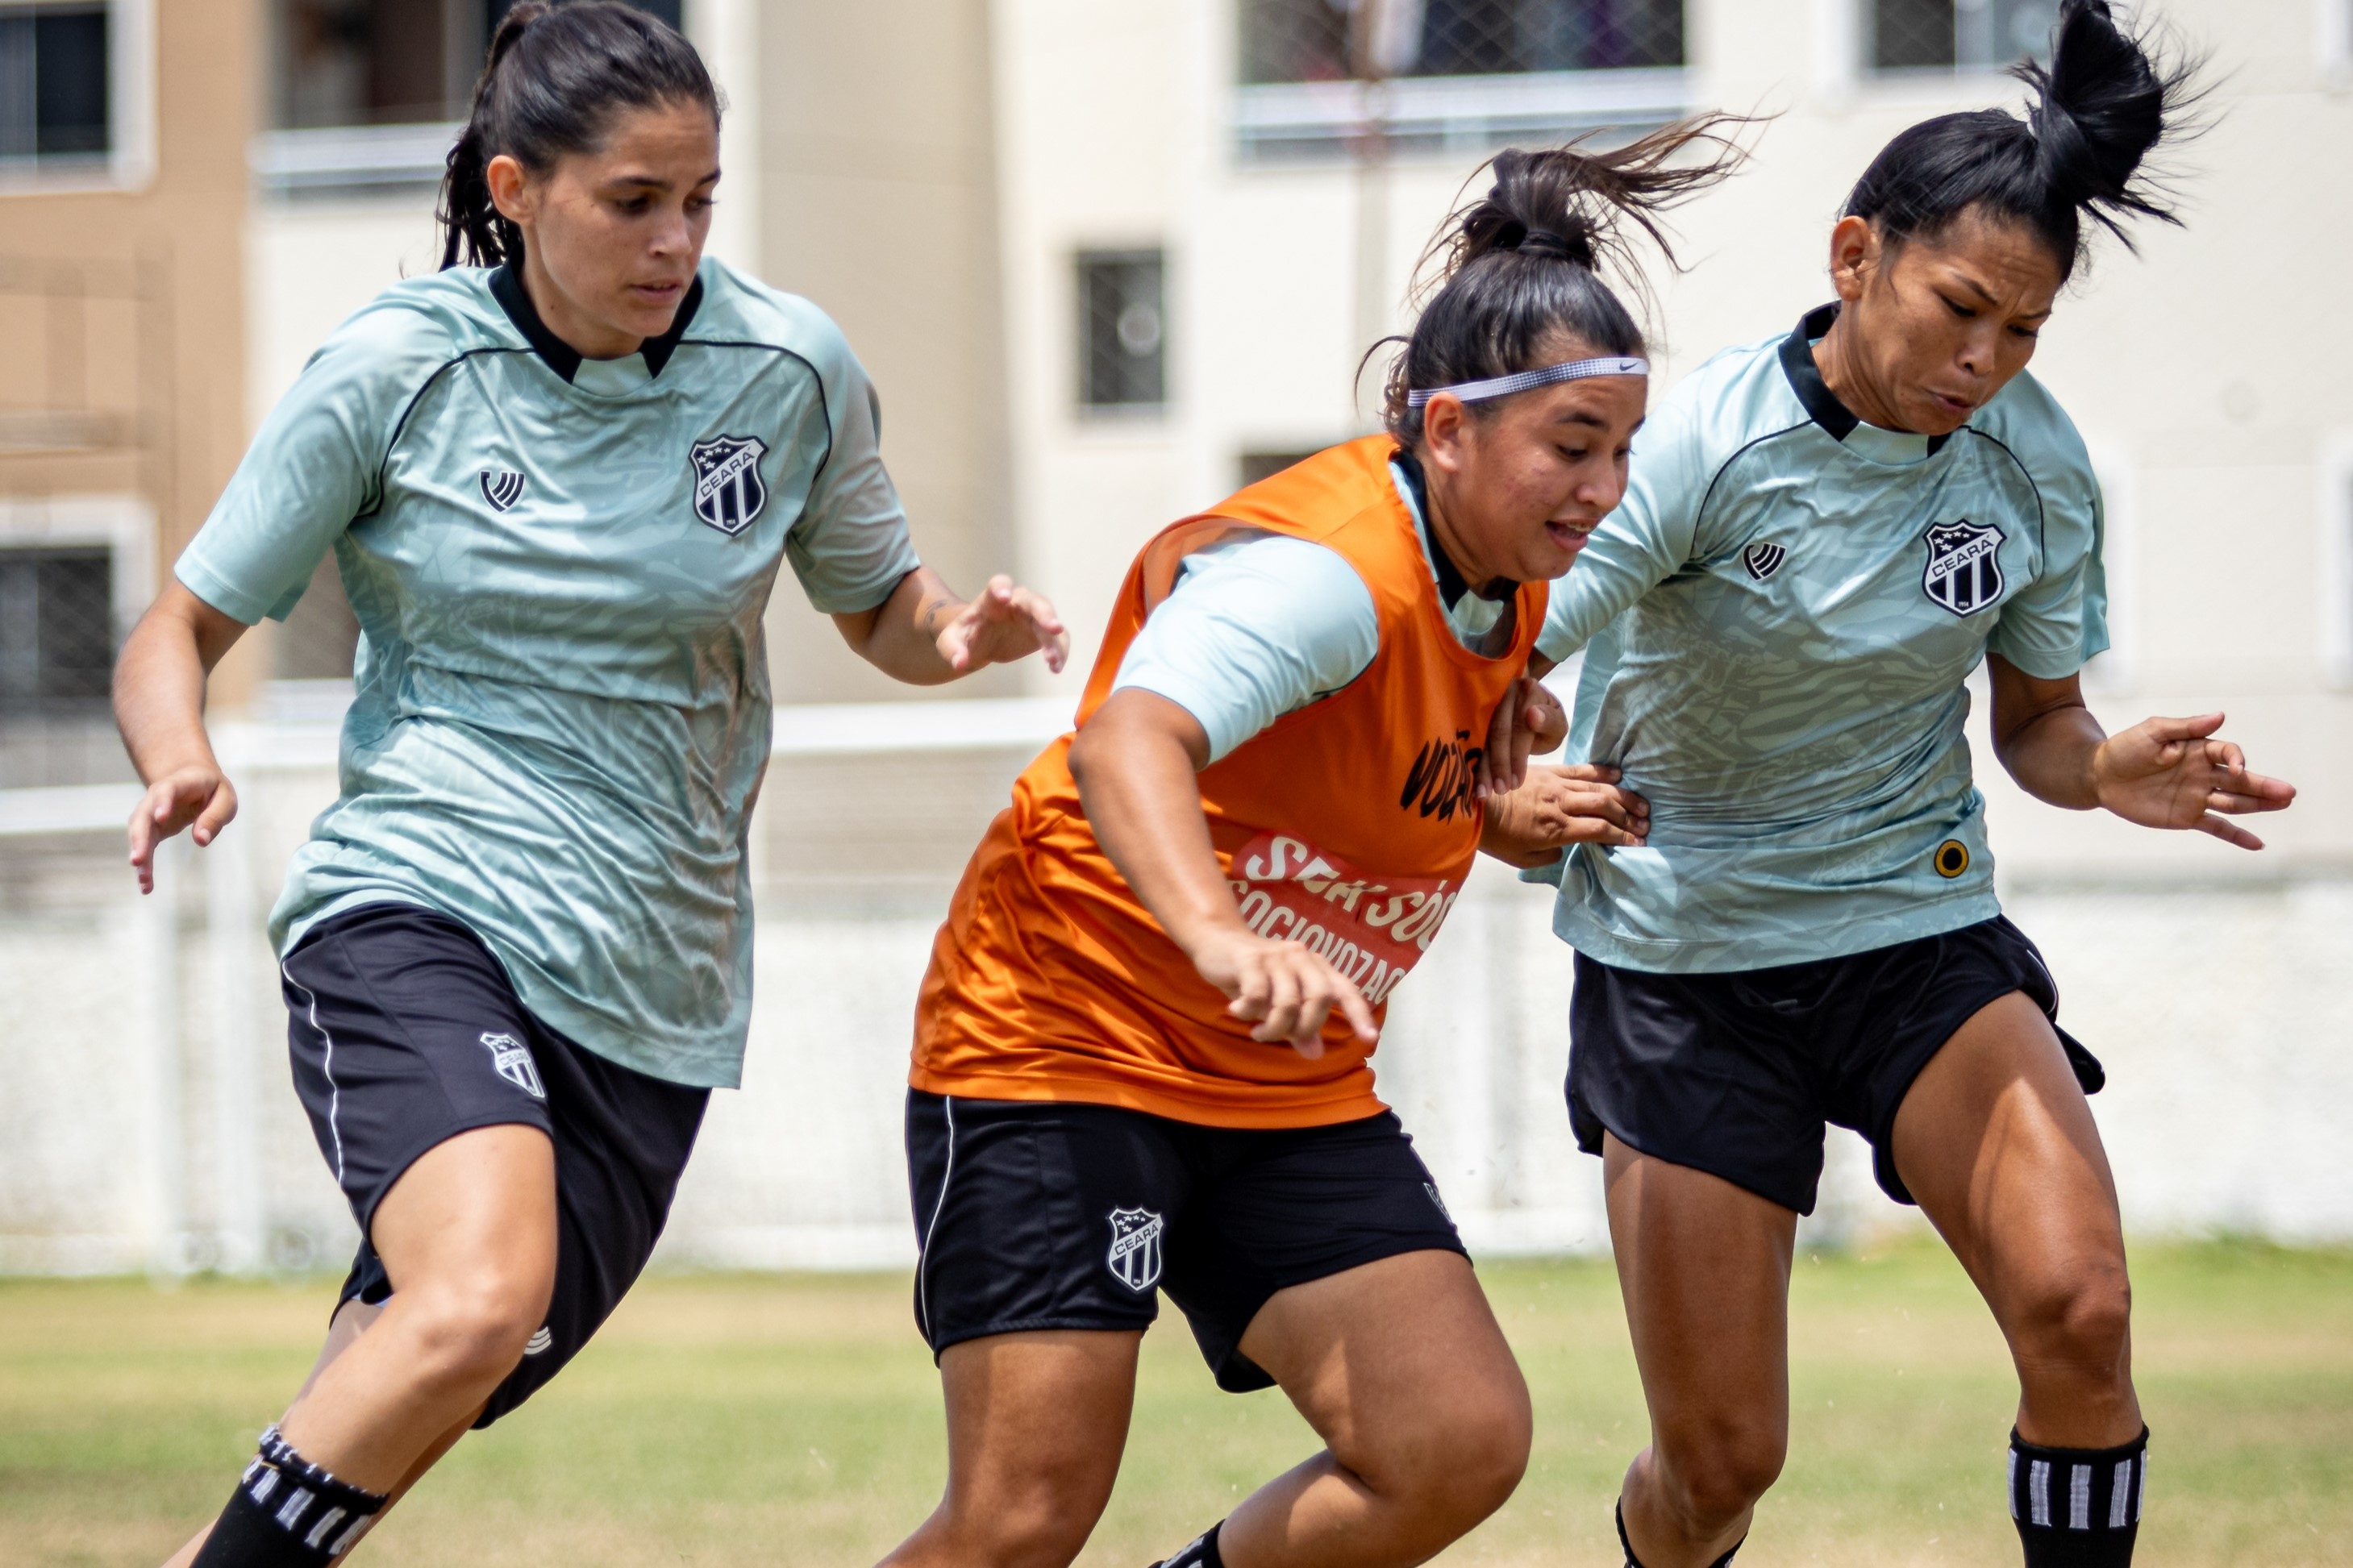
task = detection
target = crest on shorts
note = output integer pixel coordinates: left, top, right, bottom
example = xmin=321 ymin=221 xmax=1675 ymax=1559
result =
xmin=1106 ymin=1206 xmax=1166 ymax=1293
xmin=1741 ymin=540 xmax=1787 ymax=582
xmin=1921 ymin=518 xmax=2006 ymax=617
xmin=479 ymin=469 xmax=526 ymax=513
xmin=689 ymin=434 xmax=770 ymax=536
xmin=478 ymin=1031 xmax=545 ymax=1100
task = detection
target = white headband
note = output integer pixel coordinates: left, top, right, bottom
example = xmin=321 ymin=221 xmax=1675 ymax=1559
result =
xmin=1406 ymin=355 xmax=1648 ymax=410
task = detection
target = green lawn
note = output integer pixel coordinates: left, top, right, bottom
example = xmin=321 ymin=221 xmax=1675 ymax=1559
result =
xmin=3 ymin=1243 xmax=2349 ymax=1566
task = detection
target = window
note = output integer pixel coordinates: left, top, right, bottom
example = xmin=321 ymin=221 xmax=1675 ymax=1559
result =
xmin=0 ymin=4 xmax=109 ymax=165
xmin=1869 ymin=0 xmax=2056 ymax=73
xmin=1237 ymin=1 xmax=1687 ymax=160
xmin=1243 ymin=0 xmax=1682 ymax=84
xmin=1078 ymin=251 xmax=1166 ymax=412
xmin=0 ymin=545 xmax=110 ymax=712
xmin=1239 ymin=450 xmax=1323 ymax=486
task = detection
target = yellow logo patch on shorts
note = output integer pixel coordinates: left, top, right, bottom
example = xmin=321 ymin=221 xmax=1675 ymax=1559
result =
xmin=1932 ymin=840 xmax=1971 ymax=879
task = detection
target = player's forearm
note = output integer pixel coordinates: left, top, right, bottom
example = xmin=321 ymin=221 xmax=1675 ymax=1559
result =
xmin=113 ymin=595 xmax=230 ymax=784
xmin=1069 ymin=697 xmax=1244 ymax=962
xmin=836 ymin=567 xmax=967 ymax=685
xmin=1995 ymin=704 xmax=2105 ymax=811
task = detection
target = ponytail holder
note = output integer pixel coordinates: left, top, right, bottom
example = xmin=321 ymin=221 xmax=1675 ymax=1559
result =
xmin=1516 ymin=227 xmax=1574 ymax=259
xmin=1406 ymin=356 xmax=1648 ymax=410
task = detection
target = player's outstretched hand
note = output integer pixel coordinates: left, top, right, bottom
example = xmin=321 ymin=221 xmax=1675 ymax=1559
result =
xmin=935 ymin=574 xmax=1071 ymax=676
xmin=1476 ymin=675 xmax=1569 ymax=798
xmin=127 ymin=764 xmax=238 ymax=894
xmin=2092 ymin=712 xmax=2296 ymax=851
xmin=1190 ymin=928 xmax=1378 ymax=1059
xmin=1479 ymin=763 xmax=1648 ymax=868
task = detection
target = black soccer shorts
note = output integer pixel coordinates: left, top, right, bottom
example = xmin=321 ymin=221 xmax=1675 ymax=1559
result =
xmin=281 ymin=901 xmax=709 ymax=1426
xmin=1567 ymin=914 xmax=2105 ymax=1215
xmin=905 ymin=1092 xmax=1466 ymax=1392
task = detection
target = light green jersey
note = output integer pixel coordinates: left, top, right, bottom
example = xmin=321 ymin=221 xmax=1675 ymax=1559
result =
xmin=177 ymin=257 xmax=920 ymax=1087
xmin=1531 ymin=306 xmax=2108 ymax=972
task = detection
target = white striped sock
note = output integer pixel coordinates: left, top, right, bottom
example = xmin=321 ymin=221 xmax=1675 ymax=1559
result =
xmin=305 ymin=1505 xmax=349 ymax=1550
xmin=248 ymin=1469 xmax=278 ymax=1505
xmin=2068 ymin=1463 xmax=2091 ymax=1528
xmin=274 ymin=1486 xmax=314 ymax=1531
xmin=2029 ymin=1459 xmax=2052 ymax=1527
xmin=2007 ymin=1449 xmax=2021 ymax=1518
xmin=2109 ymin=1458 xmax=2134 ymax=1528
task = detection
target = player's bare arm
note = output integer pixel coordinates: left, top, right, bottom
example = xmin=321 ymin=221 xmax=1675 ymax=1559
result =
xmin=835 ymin=564 xmax=1069 ymax=684
xmin=1987 ymin=653 xmax=2296 ymax=850
xmin=1069 ymin=688 xmax=1376 ymax=1054
xmin=114 ymin=580 xmax=248 ymax=892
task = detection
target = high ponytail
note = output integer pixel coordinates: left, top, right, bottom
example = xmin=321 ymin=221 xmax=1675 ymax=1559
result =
xmin=1841 ymin=0 xmax=2201 ymax=277
xmin=438 ymin=0 xmax=720 ymax=270
xmin=1380 ymin=115 xmax=1750 ymax=450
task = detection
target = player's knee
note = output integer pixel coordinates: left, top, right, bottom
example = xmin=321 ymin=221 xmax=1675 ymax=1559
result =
xmin=1655 ymin=1420 xmax=1785 ymax=1529
xmin=2012 ymin=1263 xmax=2132 ymax=1380
xmin=401 ymin=1268 xmax=551 ymax=1390
xmin=1348 ymin=1376 xmax=1532 ymax=1530
xmin=937 ymin=1484 xmax=1098 ymax=1568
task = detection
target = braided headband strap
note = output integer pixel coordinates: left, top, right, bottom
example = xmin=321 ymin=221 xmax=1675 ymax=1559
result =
xmin=1406 ymin=356 xmax=1648 ymax=409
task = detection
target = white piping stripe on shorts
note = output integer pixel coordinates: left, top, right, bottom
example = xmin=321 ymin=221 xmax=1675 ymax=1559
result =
xmin=2029 ymin=1459 xmax=2052 ymax=1526
xmin=915 ymin=1096 xmax=957 ymax=1342
xmin=281 ymin=963 xmax=346 ymax=1185
xmin=2110 ymin=1458 xmax=2134 ymax=1528
xmin=2068 ymin=1462 xmax=2091 ymax=1528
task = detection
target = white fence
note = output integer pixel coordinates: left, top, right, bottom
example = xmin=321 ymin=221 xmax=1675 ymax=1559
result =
xmin=2 ymin=699 xmax=2350 ymax=1279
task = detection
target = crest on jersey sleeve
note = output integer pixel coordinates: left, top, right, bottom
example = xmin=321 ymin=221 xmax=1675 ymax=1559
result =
xmin=689 ymin=434 xmax=770 ymax=536
xmin=1920 ymin=518 xmax=2007 ymax=617
xmin=1106 ymin=1207 xmax=1166 ymax=1292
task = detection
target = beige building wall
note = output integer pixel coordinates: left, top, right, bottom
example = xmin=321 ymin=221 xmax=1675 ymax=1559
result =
xmin=991 ymin=0 xmax=2353 ymax=877
xmin=0 ymin=0 xmax=266 ymax=711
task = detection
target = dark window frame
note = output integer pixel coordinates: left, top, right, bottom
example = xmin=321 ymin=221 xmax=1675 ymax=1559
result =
xmin=0 ymin=543 xmax=115 ymax=714
xmin=0 ymin=1 xmax=112 ymax=166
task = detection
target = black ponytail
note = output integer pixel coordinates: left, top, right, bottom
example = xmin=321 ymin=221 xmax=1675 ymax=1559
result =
xmin=1842 ymin=0 xmax=2201 ymax=277
xmin=439 ymin=0 xmax=720 ymax=270
xmin=1379 ymin=115 xmax=1750 ymax=449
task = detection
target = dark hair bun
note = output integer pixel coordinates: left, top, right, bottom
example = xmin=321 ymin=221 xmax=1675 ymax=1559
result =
xmin=1842 ymin=0 xmax=2202 ymax=276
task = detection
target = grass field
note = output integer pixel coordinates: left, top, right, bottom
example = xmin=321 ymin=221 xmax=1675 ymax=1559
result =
xmin=3 ymin=1242 xmax=2349 ymax=1567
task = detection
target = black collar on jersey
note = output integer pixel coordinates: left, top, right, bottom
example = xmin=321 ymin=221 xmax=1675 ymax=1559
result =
xmin=1780 ymin=302 xmax=1954 ymax=455
xmin=489 ymin=264 xmax=705 ymax=383
xmin=1392 ymin=450 xmax=1514 ymax=607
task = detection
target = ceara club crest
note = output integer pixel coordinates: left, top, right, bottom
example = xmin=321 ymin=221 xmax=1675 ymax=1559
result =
xmin=689 ymin=434 xmax=770 ymax=536
xmin=1921 ymin=518 xmax=2006 ymax=617
xmin=1106 ymin=1207 xmax=1166 ymax=1292
xmin=478 ymin=1031 xmax=545 ymax=1099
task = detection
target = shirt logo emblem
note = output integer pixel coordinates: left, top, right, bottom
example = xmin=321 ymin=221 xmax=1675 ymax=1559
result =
xmin=479 ymin=470 xmax=526 ymax=513
xmin=478 ymin=1031 xmax=545 ymax=1099
xmin=1921 ymin=518 xmax=2007 ymax=617
xmin=1106 ymin=1206 xmax=1166 ymax=1292
xmin=1742 ymin=541 xmax=1788 ymax=581
xmin=689 ymin=434 xmax=770 ymax=536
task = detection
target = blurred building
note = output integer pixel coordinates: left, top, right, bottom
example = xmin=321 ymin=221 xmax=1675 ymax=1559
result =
xmin=1 ymin=0 xmax=2348 ymax=1274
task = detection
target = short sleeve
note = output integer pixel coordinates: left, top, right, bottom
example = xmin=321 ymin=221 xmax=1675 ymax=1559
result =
xmin=782 ymin=339 xmax=922 ymax=615
xmin=1112 ymin=535 xmax=1379 ymax=763
xmin=174 ymin=304 xmax=443 ymax=625
xmin=1535 ymin=381 xmax=1713 ymax=664
xmin=1987 ymin=459 xmax=2109 ymax=680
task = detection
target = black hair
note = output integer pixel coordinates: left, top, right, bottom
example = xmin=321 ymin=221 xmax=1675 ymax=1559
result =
xmin=1379 ymin=116 xmax=1749 ymax=450
xmin=1843 ymin=0 xmax=2201 ymax=277
xmin=439 ymin=0 xmax=720 ymax=270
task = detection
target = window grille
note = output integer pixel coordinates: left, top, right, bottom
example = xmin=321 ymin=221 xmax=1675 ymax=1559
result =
xmin=1241 ymin=0 xmax=1683 ymax=85
xmin=1869 ymin=0 xmax=2057 ymax=73
xmin=0 ymin=4 xmax=110 ymax=164
xmin=1078 ymin=251 xmax=1166 ymax=412
xmin=0 ymin=545 xmax=112 ymax=713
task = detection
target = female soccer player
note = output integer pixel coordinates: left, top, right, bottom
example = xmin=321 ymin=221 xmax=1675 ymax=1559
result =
xmin=115 ymin=6 xmax=1064 ymax=1562
xmin=1484 ymin=6 xmax=2293 ymax=1566
xmin=884 ymin=126 xmax=1734 ymax=1568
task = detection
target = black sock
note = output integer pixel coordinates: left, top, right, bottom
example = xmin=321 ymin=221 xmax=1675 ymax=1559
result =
xmin=2009 ymin=1427 xmax=2147 ymax=1568
xmin=189 ymin=1425 xmax=387 ymax=1566
xmin=1151 ymin=1520 xmax=1226 ymax=1568
xmin=1616 ymin=1499 xmax=1743 ymax=1568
